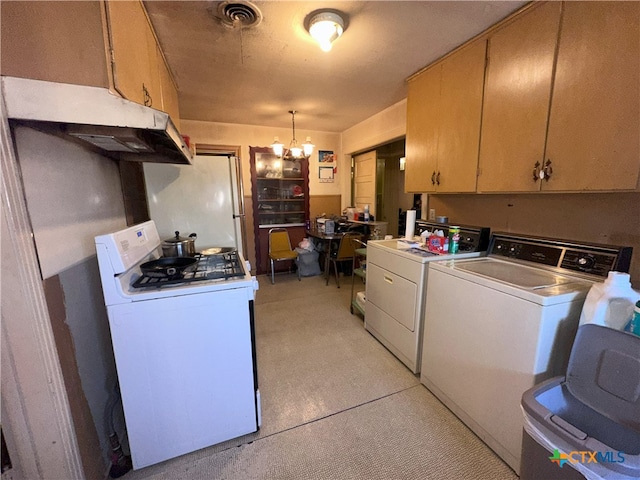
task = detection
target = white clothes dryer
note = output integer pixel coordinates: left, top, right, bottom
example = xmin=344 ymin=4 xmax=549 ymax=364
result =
xmin=365 ymin=222 xmax=490 ymax=373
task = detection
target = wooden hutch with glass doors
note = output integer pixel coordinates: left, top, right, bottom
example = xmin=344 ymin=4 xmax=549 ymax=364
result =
xmin=250 ymin=146 xmax=310 ymax=275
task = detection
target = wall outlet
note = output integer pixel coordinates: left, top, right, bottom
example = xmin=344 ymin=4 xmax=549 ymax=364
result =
xmin=429 ymin=209 xmax=436 ymax=221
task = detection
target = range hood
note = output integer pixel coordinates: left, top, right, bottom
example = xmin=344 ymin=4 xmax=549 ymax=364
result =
xmin=2 ymin=76 xmax=192 ymax=165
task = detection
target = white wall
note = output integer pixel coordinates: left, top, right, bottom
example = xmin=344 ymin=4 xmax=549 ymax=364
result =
xmin=340 ymin=99 xmax=408 ymax=210
xmin=181 ymin=101 xmax=408 ymax=216
xmin=342 ymin=99 xmax=407 ymax=156
xmin=180 ymin=120 xmax=342 ymax=198
xmin=181 ymin=101 xmax=407 ymax=213
xmin=16 ymin=127 xmax=127 ymax=278
xmin=14 ymin=126 xmax=127 ymax=466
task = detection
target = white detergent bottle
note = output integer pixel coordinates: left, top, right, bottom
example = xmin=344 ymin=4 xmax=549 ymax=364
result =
xmin=578 ymin=271 xmax=640 ymax=330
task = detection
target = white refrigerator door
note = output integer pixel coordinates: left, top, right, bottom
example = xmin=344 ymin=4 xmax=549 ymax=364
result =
xmin=144 ymin=154 xmax=245 ymax=256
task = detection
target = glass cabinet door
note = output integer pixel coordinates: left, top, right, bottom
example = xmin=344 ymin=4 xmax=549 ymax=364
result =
xmin=250 ymin=146 xmax=310 ymax=274
xmin=251 ymin=149 xmax=309 ymax=227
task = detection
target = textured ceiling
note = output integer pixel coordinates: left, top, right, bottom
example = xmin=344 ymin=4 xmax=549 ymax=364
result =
xmin=145 ymin=1 xmax=526 ymax=132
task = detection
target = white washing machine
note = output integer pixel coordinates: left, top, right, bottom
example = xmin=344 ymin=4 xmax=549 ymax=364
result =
xmin=420 ymin=232 xmax=632 ymax=474
xmin=365 ymin=222 xmax=490 ymax=373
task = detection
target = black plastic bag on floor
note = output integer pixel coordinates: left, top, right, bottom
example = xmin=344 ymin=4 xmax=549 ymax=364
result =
xmin=295 ymin=248 xmax=321 ymax=277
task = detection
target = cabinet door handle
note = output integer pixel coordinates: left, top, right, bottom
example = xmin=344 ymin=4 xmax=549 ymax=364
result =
xmin=384 ymin=275 xmax=393 ymax=284
xmin=532 ymin=161 xmax=541 ymax=182
xmin=142 ymin=83 xmax=153 ymax=107
xmin=431 ymin=171 xmax=436 ymax=185
xmin=542 ymin=159 xmax=553 ymax=182
xmin=435 ymin=171 xmax=441 ymax=185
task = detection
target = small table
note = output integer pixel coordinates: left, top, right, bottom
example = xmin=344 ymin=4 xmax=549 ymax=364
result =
xmin=305 ymin=228 xmax=344 ymax=283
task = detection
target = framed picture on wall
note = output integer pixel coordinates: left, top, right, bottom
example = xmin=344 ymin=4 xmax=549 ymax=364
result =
xmin=319 ymin=166 xmax=334 ymax=182
xmin=319 ymin=150 xmax=335 ymax=163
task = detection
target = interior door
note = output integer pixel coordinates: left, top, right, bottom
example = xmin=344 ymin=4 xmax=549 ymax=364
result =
xmin=143 ymin=154 xmax=245 ymax=256
xmin=353 ymin=150 xmax=377 ymax=216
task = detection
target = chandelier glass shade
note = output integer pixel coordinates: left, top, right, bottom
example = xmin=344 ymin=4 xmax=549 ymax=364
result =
xmin=271 ymin=111 xmax=314 ymax=159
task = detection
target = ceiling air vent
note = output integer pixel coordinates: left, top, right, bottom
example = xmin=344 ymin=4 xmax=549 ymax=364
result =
xmin=215 ymin=1 xmax=262 ymax=28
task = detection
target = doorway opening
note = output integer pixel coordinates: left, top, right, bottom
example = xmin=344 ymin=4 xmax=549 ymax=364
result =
xmin=351 ymin=138 xmax=412 ymax=236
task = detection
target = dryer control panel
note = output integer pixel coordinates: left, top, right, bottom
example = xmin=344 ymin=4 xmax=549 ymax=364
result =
xmin=415 ymin=221 xmax=490 ymax=252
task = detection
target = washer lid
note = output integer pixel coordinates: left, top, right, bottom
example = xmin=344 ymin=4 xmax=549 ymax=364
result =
xmin=456 ymin=259 xmax=576 ymax=290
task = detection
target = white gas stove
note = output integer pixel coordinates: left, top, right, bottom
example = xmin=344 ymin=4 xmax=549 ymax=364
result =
xmin=95 ymin=221 xmax=260 ymax=469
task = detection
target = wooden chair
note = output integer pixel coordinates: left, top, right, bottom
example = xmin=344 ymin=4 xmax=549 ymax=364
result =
xmin=268 ymin=228 xmax=300 ymax=284
xmin=327 ymin=232 xmax=363 ymax=288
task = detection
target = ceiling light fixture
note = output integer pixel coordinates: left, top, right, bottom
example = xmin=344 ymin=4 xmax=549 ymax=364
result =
xmin=307 ymin=11 xmax=345 ymax=52
xmin=271 ymin=111 xmax=314 ymax=159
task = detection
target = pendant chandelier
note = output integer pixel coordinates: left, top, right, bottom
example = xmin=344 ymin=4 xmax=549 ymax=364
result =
xmin=271 ymin=110 xmax=314 ymax=160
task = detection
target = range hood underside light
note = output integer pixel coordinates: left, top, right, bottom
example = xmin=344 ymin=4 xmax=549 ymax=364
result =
xmin=68 ymin=131 xmax=153 ymax=153
xmin=64 ymin=125 xmax=187 ymax=163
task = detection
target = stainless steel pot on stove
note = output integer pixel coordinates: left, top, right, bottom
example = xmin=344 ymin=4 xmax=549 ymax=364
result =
xmin=162 ymin=231 xmax=197 ymax=257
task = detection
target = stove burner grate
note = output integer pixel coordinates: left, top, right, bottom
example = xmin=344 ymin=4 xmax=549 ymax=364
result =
xmin=132 ymin=252 xmax=245 ymax=289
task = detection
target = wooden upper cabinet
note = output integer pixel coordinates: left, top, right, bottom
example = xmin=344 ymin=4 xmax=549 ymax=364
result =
xmin=108 ymin=0 xmax=181 ymax=123
xmin=477 ymin=2 xmax=561 ymax=193
xmin=1 ymin=1 xmax=181 ymax=123
xmin=107 ymin=0 xmax=159 ymax=107
xmin=144 ymin=20 xmax=163 ymax=110
xmin=157 ymin=45 xmax=181 ymax=130
xmin=405 ymin=40 xmax=486 ymax=193
xmin=436 ymin=40 xmax=486 ymax=193
xmin=0 ymin=1 xmax=109 ymax=87
xmin=544 ymin=1 xmax=640 ymax=192
xmin=405 ymin=64 xmax=441 ymax=193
